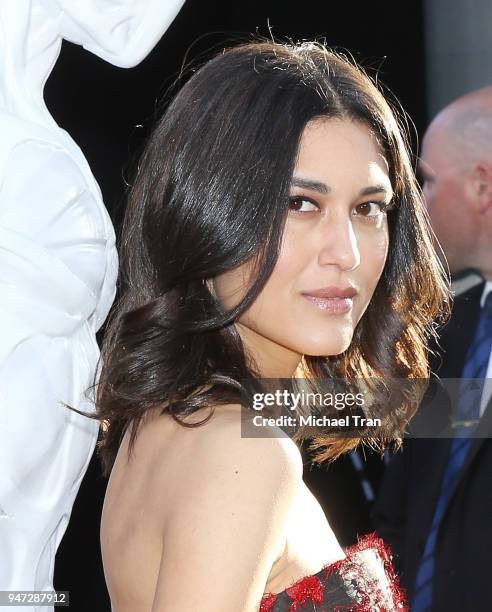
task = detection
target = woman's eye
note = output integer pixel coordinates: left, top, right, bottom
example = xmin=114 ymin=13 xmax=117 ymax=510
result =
xmin=288 ymin=196 xmax=319 ymax=213
xmin=354 ymin=201 xmax=388 ymax=218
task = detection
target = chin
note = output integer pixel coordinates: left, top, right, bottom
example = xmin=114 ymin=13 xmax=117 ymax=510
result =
xmin=304 ymin=347 xmax=348 ymax=358
xmin=299 ymin=335 xmax=353 ymax=358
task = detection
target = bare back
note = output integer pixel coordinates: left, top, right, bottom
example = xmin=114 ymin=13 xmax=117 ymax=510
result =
xmin=101 ymin=404 xmax=345 ymax=611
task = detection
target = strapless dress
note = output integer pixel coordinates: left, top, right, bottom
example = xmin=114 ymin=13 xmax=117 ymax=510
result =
xmin=259 ymin=532 xmax=407 ymax=611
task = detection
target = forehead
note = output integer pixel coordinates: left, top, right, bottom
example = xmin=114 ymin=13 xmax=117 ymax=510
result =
xmin=295 ymin=118 xmax=391 ymax=184
xmin=421 ymin=123 xmax=450 ymax=167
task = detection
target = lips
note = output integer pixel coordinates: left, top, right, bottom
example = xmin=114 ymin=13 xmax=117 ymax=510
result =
xmin=300 ymin=285 xmax=357 ymax=315
xmin=301 ymin=285 xmax=358 ymax=299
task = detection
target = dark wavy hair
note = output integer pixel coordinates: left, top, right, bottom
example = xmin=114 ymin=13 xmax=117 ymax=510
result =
xmin=73 ymin=39 xmax=451 ymax=477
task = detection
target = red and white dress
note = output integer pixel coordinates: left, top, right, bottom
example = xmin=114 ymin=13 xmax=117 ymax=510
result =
xmin=260 ymin=532 xmax=408 ymax=611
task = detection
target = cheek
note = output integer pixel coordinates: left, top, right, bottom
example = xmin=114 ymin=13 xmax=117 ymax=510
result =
xmin=264 ymin=222 xmax=309 ymax=292
xmin=213 ymin=262 xmax=254 ymax=311
xmin=433 ymin=179 xmax=457 ymax=213
xmin=275 ymin=234 xmax=306 ymax=279
xmin=237 ymin=229 xmax=307 ymax=324
xmin=358 ymin=226 xmax=389 ymax=289
xmin=351 ymin=229 xmax=388 ymax=326
xmin=428 ymin=188 xmax=456 ymax=234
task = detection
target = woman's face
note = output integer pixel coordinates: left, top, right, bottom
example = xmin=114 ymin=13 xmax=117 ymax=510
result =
xmin=211 ymin=118 xmax=393 ymax=377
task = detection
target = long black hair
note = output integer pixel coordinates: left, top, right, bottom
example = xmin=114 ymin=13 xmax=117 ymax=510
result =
xmin=75 ymin=39 xmax=451 ymax=477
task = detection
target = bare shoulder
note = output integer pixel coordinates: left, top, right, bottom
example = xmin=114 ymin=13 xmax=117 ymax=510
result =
xmin=148 ymin=401 xmax=303 ymax=485
xmin=150 ymin=403 xmax=304 ymax=611
xmin=168 ymin=402 xmax=303 ymax=507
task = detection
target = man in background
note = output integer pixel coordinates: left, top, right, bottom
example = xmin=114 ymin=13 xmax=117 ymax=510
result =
xmin=372 ymin=86 xmax=492 ymax=612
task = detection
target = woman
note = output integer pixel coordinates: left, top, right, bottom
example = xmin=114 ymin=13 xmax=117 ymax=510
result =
xmin=86 ymin=40 xmax=450 ymax=611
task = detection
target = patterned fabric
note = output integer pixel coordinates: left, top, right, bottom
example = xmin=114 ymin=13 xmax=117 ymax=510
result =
xmin=260 ymin=532 xmax=408 ymax=611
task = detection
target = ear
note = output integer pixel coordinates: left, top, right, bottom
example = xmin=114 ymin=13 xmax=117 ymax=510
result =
xmin=470 ymin=163 xmax=492 ymax=213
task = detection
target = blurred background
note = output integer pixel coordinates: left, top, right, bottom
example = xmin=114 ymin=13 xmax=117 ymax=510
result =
xmin=48 ymin=1 xmax=491 ymax=609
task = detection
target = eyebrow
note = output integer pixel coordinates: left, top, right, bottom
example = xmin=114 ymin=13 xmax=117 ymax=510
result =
xmin=291 ymin=176 xmax=393 ymax=198
xmin=359 ymin=184 xmax=393 ymax=198
xmin=291 ymin=176 xmax=330 ymax=194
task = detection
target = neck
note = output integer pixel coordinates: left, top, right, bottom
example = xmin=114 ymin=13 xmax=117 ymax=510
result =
xmin=236 ymin=323 xmax=302 ymax=379
xmin=473 ymin=253 xmax=492 ymax=282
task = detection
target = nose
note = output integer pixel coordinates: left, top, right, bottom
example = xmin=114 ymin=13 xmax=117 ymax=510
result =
xmin=317 ymin=216 xmax=360 ymax=271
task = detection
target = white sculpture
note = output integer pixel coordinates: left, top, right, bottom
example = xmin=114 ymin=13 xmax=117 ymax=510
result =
xmin=0 ymin=1 xmax=185 ymax=609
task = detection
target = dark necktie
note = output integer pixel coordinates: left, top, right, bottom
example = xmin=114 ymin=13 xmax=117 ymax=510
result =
xmin=411 ymin=290 xmax=492 ymax=611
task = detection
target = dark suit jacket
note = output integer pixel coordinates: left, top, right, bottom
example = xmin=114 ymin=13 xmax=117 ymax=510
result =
xmin=372 ymin=280 xmax=492 ymax=612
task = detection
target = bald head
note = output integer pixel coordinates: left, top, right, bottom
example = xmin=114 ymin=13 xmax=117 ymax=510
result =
xmin=420 ymin=86 xmax=492 ymax=279
xmin=426 ymin=86 xmax=492 ymax=167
